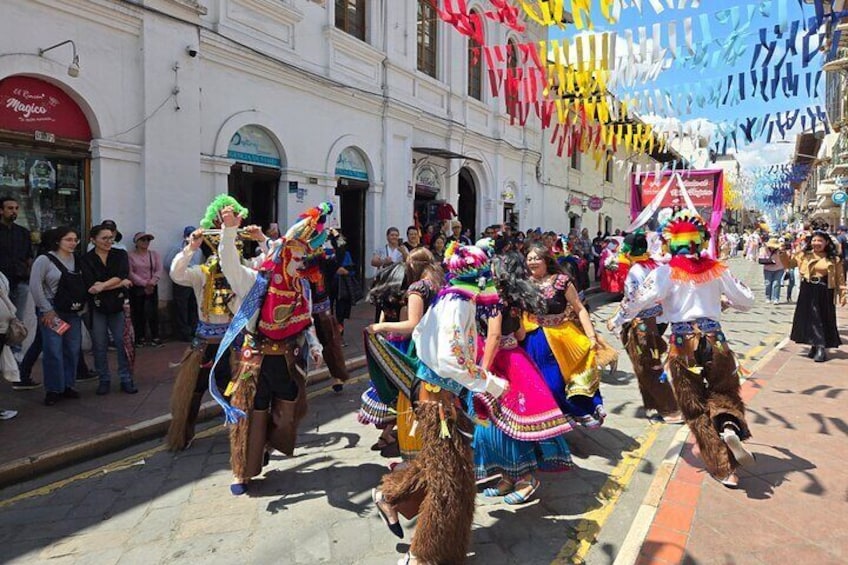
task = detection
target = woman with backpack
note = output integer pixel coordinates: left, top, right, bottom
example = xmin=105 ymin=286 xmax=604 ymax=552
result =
xmin=28 ymin=226 xmax=88 ymax=406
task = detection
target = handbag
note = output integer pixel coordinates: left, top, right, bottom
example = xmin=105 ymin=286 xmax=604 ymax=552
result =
xmin=5 ymin=318 xmax=28 ymax=347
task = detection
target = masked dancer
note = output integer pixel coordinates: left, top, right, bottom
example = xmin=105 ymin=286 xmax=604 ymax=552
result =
xmin=212 ymin=203 xmax=326 ymax=495
xmin=608 ymin=231 xmax=680 ymax=423
xmin=372 ymin=243 xmax=507 ymax=565
xmin=165 ymin=196 xmax=247 ymax=451
xmin=612 ymin=211 xmax=756 ymax=488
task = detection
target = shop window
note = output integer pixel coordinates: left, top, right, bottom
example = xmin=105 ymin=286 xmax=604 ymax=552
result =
xmin=467 ymin=14 xmax=483 ymax=101
xmin=335 ymin=0 xmax=366 ymax=41
xmin=0 ymin=149 xmax=85 ymax=239
xmin=417 ymin=0 xmax=438 ymax=78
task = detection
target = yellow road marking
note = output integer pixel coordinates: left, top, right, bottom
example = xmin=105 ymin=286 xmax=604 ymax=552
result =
xmin=0 ymin=373 xmax=368 ymax=510
xmin=551 ymin=423 xmax=661 ymax=564
xmin=743 ymin=345 xmax=766 ymax=360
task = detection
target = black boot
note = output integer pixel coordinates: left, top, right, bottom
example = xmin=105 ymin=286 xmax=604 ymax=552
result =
xmin=808 ymin=347 xmax=817 ymax=359
xmin=814 ymin=346 xmax=827 ymax=363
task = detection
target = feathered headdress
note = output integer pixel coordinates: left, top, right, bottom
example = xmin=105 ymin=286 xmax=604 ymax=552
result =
xmin=199 ymin=195 xmax=249 ymax=229
xmin=285 ymin=201 xmax=333 ymax=250
xmin=662 ymin=211 xmax=710 ymax=256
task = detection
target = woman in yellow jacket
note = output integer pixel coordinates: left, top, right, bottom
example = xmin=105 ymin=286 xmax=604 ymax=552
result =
xmin=789 ymin=231 xmax=847 ymax=362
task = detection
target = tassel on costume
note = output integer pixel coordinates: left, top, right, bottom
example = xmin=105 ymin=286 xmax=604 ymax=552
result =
xmin=165 ymin=345 xmax=204 ymax=451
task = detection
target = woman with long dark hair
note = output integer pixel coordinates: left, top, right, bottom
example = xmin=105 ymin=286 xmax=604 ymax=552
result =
xmin=471 ymin=251 xmax=574 ymax=504
xmin=358 ymin=262 xmax=408 ymax=452
xmin=29 ymin=226 xmax=88 ymax=405
xmin=365 ymin=247 xmax=444 ymax=462
xmin=789 ymin=231 xmax=847 ymax=362
xmin=523 ymin=243 xmax=606 ymax=427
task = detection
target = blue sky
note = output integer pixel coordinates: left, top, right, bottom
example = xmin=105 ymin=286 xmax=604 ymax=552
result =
xmin=547 ymin=0 xmax=826 ymax=169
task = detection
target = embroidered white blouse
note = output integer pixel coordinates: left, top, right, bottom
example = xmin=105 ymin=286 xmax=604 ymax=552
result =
xmin=412 ymin=296 xmax=508 ymax=397
xmin=612 ymin=263 xmax=755 ymax=329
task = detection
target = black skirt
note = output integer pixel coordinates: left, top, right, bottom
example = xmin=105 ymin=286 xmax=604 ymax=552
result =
xmin=790 ymin=280 xmax=842 ymax=348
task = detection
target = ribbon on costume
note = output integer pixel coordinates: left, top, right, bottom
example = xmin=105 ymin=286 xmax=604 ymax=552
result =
xmin=207 ymin=270 xmax=270 ymax=424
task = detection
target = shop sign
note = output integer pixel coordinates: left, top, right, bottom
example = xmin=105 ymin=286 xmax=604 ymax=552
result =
xmin=335 ymin=147 xmax=369 ymax=181
xmin=415 ymin=165 xmax=441 ymax=194
xmin=832 ymin=190 xmax=848 ymax=205
xmin=0 ymin=76 xmax=92 ymax=141
xmin=227 ymin=125 xmax=281 ymax=168
xmin=588 ymin=196 xmax=604 ymax=211
xmin=569 ymin=195 xmax=584 ymax=206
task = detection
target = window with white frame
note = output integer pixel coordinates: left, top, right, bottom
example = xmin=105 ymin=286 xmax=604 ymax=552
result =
xmin=605 ymin=151 xmax=614 ymax=183
xmin=570 ymin=149 xmax=581 ymax=171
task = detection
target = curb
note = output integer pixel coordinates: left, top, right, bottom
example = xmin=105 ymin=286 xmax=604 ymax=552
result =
xmin=0 ymin=355 xmax=367 ymax=489
xmin=613 ymin=336 xmax=790 ymax=565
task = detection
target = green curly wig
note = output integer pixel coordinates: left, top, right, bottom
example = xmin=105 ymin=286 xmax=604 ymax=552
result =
xmin=199 ymin=195 xmax=249 ymax=229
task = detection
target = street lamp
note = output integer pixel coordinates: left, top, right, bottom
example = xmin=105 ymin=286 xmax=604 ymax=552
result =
xmin=38 ymin=39 xmax=80 ymax=77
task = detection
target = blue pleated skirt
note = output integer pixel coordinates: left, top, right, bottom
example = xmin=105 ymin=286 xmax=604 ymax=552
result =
xmin=523 ymin=328 xmax=604 ymax=427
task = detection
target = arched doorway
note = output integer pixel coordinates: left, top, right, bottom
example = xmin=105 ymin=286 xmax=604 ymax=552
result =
xmin=0 ymin=76 xmax=93 ymax=242
xmin=458 ymin=167 xmax=477 ymax=240
xmin=227 ymin=125 xmax=282 ymax=236
xmin=335 ymin=147 xmax=369 ymax=282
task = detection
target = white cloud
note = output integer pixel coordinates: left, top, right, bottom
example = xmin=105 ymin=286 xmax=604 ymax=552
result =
xmin=730 ymin=139 xmax=794 ymax=171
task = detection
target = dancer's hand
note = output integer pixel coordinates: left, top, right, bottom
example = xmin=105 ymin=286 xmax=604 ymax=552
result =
xmin=606 ymin=319 xmax=615 ymax=332
xmin=188 ymin=228 xmax=204 ymax=250
xmin=220 ymin=206 xmax=242 ymax=229
xmin=242 ymin=224 xmax=264 ymax=241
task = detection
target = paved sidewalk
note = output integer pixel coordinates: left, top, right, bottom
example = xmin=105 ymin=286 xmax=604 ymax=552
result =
xmin=635 ymin=323 xmax=848 ymax=565
xmin=0 ymin=302 xmax=374 ymax=487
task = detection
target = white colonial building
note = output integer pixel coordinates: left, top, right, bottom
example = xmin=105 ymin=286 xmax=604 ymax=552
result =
xmin=0 ymin=0 xmax=561 ymax=285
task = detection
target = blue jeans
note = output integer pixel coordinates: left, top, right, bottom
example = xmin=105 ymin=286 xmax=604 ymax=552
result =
xmin=783 ymin=268 xmax=796 ymax=301
xmin=92 ymin=310 xmax=132 ymax=384
xmin=40 ymin=311 xmax=82 ymax=394
xmin=763 ymin=269 xmax=784 ymax=302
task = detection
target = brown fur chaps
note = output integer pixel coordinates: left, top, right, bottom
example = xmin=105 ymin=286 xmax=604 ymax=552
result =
xmin=313 ymin=310 xmax=350 ymax=382
xmin=380 ymin=394 xmax=476 ymax=564
xmin=621 ymin=318 xmax=678 ymax=415
xmin=668 ymin=331 xmax=750 ymax=479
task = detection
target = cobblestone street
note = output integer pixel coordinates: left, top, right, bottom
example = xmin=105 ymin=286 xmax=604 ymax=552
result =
xmin=0 ymin=260 xmax=801 ymax=565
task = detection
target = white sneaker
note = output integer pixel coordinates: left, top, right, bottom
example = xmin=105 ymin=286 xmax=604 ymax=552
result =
xmin=721 ymin=428 xmax=756 ymax=468
xmin=0 ymin=410 xmax=18 ymax=420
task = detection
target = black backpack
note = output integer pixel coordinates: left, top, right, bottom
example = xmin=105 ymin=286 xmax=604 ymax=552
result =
xmin=45 ymin=254 xmax=88 ymax=313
